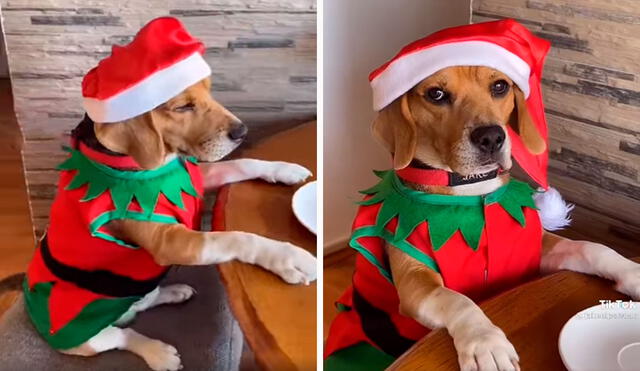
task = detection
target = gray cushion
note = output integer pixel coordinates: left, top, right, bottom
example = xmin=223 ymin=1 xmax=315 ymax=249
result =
xmin=0 ymin=266 xmax=242 ymax=371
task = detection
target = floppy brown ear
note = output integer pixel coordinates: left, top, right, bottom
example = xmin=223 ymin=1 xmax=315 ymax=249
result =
xmin=512 ymin=87 xmax=546 ymax=155
xmin=94 ymin=112 xmax=166 ymax=169
xmin=372 ymin=94 xmax=417 ymax=169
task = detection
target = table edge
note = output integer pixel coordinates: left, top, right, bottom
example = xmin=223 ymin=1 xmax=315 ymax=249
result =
xmin=213 ymin=185 xmax=298 ymax=371
xmin=388 ymin=260 xmax=640 ymax=370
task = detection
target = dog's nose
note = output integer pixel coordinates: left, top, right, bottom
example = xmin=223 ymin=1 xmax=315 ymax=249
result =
xmin=228 ymin=122 xmax=248 ymax=141
xmin=470 ymin=125 xmax=505 ymax=154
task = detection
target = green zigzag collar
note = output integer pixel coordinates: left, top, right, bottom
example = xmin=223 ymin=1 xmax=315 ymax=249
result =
xmin=358 ymin=170 xmax=538 ymax=251
xmin=57 ymin=147 xmax=199 ymax=215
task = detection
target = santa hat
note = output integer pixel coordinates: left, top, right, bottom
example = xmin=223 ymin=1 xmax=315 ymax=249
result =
xmin=82 ymin=17 xmax=211 ymax=123
xmin=369 ymin=19 xmax=551 ymax=190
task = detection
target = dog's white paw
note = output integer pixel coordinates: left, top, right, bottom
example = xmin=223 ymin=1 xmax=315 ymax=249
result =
xmin=138 ymin=339 xmax=182 ymax=371
xmin=615 ymin=266 xmax=640 ymax=300
xmin=453 ymin=323 xmax=519 ymax=371
xmin=158 ymin=284 xmax=196 ymax=304
xmin=264 ymin=162 xmax=312 ymax=185
xmin=263 ymin=242 xmax=317 ymax=285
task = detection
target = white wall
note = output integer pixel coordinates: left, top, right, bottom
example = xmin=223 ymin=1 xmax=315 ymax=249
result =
xmin=323 ymin=0 xmax=471 ymax=253
xmin=0 ymin=9 xmax=8 ymax=78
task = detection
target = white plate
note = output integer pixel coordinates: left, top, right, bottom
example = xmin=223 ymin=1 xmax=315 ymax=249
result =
xmin=559 ymin=302 xmax=640 ymax=371
xmin=292 ymin=181 xmax=317 ymax=235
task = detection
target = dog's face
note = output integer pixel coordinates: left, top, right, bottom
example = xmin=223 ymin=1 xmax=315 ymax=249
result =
xmin=94 ymin=77 xmax=245 ymax=169
xmin=373 ymin=66 xmax=545 ymax=175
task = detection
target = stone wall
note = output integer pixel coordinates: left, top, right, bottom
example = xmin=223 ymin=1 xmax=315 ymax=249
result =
xmin=473 ymin=0 xmax=640 ymax=255
xmin=0 ymin=0 xmax=316 ymax=235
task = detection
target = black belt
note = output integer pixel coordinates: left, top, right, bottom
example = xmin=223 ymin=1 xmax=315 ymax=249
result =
xmin=353 ymin=288 xmax=415 ymax=358
xmin=40 ymin=234 xmax=166 ymax=297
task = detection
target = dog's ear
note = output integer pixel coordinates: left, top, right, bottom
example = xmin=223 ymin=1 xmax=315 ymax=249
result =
xmin=94 ymin=112 xmax=166 ymax=169
xmin=510 ymin=87 xmax=546 ymax=155
xmin=372 ymin=94 xmax=417 ymax=169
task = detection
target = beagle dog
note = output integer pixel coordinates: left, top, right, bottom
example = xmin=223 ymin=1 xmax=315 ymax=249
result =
xmin=25 ymin=77 xmax=316 ymax=371
xmin=327 ymin=66 xmax=640 ymax=371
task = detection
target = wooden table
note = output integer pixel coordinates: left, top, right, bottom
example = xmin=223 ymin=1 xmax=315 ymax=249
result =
xmin=213 ymin=123 xmax=317 ymax=371
xmin=389 ymin=262 xmax=639 ymax=370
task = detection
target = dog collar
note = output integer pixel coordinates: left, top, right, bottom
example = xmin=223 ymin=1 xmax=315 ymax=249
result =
xmin=73 ymin=140 xmax=141 ymax=170
xmin=395 ymin=165 xmax=503 ymax=187
xmin=75 ymin=140 xmax=141 ymax=169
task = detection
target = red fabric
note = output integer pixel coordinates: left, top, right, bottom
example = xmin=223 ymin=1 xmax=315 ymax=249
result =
xmin=369 ymin=19 xmax=551 ymax=188
xmin=324 ymin=286 xmax=371 ymax=358
xmin=82 ymin=17 xmax=205 ymax=100
xmin=508 ymin=74 xmax=550 ymax=189
xmin=395 ymin=167 xmax=449 ymax=186
xmin=26 ymin=248 xmax=56 ymax=288
xmin=42 ymin=162 xmax=202 ymax=279
xmin=77 ymin=141 xmax=141 ymax=169
xmin=211 ymin=186 xmax=230 ymax=232
xmin=431 ymin=204 xmax=542 ymax=301
xmin=47 ymin=281 xmax=106 ymax=334
xmin=325 ymin=196 xmax=542 ymax=358
xmin=26 ymin=146 xmax=204 ymax=333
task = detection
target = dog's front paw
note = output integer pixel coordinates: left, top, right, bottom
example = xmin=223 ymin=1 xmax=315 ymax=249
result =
xmin=615 ymin=265 xmax=640 ymax=300
xmin=263 ymin=242 xmax=317 ymax=285
xmin=138 ymin=339 xmax=182 ymax=371
xmin=264 ymin=162 xmax=312 ymax=185
xmin=453 ymin=323 xmax=519 ymax=371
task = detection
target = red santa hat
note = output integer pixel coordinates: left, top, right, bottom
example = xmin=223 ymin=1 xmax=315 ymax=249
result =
xmin=82 ymin=17 xmax=211 ymax=123
xmin=369 ymin=19 xmax=551 ymax=189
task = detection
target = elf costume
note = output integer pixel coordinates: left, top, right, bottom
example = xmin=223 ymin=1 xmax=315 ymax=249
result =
xmin=324 ymin=20 xmax=570 ymax=370
xmin=23 ymin=17 xmax=212 ymax=350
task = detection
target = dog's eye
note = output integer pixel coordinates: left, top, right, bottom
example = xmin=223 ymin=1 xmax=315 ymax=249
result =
xmin=174 ymin=103 xmax=195 ymax=113
xmin=425 ymin=87 xmax=450 ymax=104
xmin=490 ymin=80 xmax=510 ymax=97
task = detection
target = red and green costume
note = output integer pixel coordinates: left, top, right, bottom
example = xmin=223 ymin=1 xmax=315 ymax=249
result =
xmin=324 ymin=170 xmax=543 ymax=370
xmin=23 ymin=142 xmax=203 ymax=350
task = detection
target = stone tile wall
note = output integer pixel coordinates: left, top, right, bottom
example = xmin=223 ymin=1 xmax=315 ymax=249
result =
xmin=0 ymin=0 xmax=316 ymax=234
xmin=473 ymin=0 xmax=640 ymax=254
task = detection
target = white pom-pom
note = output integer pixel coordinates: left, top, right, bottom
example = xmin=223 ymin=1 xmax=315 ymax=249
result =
xmin=533 ymin=187 xmax=574 ymax=231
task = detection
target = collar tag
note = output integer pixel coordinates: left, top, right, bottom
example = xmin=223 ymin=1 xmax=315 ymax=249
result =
xmin=449 ymin=169 xmax=499 ymax=186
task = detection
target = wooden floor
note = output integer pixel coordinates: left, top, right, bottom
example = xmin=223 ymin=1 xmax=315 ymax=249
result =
xmin=0 ymin=79 xmax=34 ymax=317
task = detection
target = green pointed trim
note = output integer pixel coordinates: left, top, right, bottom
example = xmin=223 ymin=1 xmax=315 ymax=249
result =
xmin=356 ymin=171 xmax=537 ymax=252
xmin=57 ymin=148 xmax=199 ymax=215
xmin=335 ymin=302 xmax=351 ymax=312
xmin=22 ymin=279 xmax=140 ymax=350
xmin=485 ymin=180 xmax=538 ymax=227
xmin=350 ymin=225 xmax=440 ymax=283
xmin=89 ymin=210 xmax=179 ymax=249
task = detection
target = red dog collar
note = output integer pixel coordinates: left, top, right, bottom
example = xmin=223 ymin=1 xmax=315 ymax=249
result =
xmin=396 ymin=166 xmax=503 ymax=187
xmin=74 ymin=139 xmax=141 ymax=169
